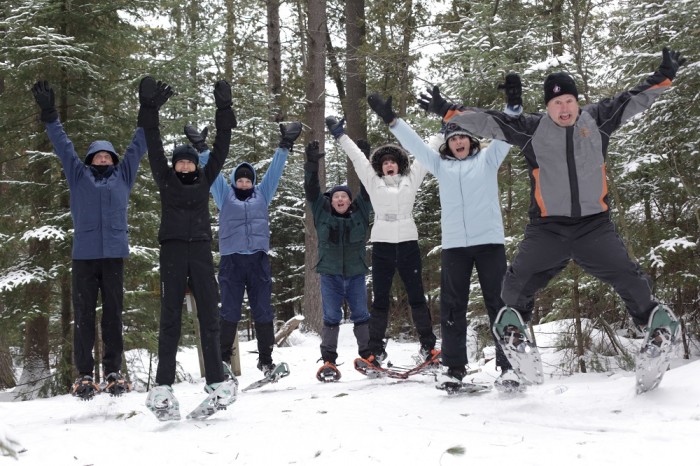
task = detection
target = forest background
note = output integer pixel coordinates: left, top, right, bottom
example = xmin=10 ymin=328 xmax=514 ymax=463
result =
xmin=0 ymin=0 xmax=698 ymax=398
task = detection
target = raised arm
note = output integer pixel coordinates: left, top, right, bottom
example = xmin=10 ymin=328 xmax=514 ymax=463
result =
xmin=203 ymin=80 xmax=237 ymax=185
xmin=258 ymin=122 xmax=301 ymax=203
xmin=136 ymin=76 xmax=174 ymax=186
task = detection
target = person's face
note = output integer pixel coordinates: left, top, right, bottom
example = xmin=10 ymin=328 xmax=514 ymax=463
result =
xmin=174 ymin=159 xmax=196 ymax=173
xmin=546 ymin=94 xmax=579 ymax=127
xmin=91 ymin=151 xmax=114 ymax=166
xmin=382 ymin=159 xmax=399 ymax=176
xmin=447 ymin=134 xmax=471 ymax=160
xmin=236 ymin=177 xmax=253 ymax=189
xmin=331 ymin=191 xmax=351 ymax=214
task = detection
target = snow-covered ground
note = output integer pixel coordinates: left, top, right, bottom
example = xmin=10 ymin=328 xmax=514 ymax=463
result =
xmin=1 ymin=321 xmax=698 ymax=465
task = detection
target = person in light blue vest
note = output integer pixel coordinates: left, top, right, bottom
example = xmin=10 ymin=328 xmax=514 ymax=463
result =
xmin=187 ymin=122 xmax=302 ymax=378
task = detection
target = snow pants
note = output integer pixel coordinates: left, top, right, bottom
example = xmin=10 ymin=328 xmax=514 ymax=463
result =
xmin=155 ymin=240 xmax=224 ymax=386
xmin=72 ymin=258 xmax=124 ymax=376
xmin=501 ymin=215 xmax=657 ymax=326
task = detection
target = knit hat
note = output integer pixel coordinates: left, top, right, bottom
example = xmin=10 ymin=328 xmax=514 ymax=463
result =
xmin=171 ymin=144 xmax=199 ymax=166
xmin=85 ymin=140 xmax=119 ymax=165
xmin=440 ymin=122 xmax=481 ymax=159
xmin=235 ymin=166 xmax=254 ymax=182
xmin=543 ymin=72 xmax=578 ymax=105
xmin=444 ymin=122 xmax=475 ymax=142
xmin=329 ymin=185 xmax=352 ymax=201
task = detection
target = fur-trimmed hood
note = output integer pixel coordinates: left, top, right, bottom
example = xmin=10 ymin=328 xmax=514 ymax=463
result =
xmin=369 ymin=144 xmax=410 ymax=177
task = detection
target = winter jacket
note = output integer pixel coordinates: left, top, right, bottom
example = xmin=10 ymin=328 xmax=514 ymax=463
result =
xmin=200 ymin=147 xmax=288 ymax=255
xmin=304 ymin=159 xmax=372 ymax=277
xmin=390 ymin=118 xmax=511 ymax=249
xmin=146 ymin=124 xmax=232 ymax=243
xmin=446 ymin=73 xmax=672 ymax=221
xmin=338 ymin=135 xmax=427 ymax=243
xmin=45 ymin=119 xmax=146 ymax=260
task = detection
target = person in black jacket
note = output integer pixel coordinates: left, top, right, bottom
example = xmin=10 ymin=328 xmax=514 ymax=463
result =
xmin=139 ymin=77 xmax=238 ymax=419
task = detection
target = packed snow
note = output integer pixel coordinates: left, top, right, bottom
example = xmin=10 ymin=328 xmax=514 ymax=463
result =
xmin=1 ymin=321 xmax=698 ymax=465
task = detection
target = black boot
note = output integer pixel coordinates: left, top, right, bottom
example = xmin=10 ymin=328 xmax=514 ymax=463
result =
xmin=220 ymin=318 xmax=238 ymax=362
xmin=255 ymin=321 xmax=275 ymax=367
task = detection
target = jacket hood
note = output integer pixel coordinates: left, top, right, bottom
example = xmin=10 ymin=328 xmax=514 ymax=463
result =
xmin=229 ymin=162 xmax=257 ymax=186
xmin=370 ymin=144 xmax=410 ymax=177
xmin=85 ymin=140 xmax=119 ymax=165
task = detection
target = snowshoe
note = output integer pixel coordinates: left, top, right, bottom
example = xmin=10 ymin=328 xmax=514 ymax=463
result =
xmin=146 ymin=385 xmax=180 ymax=421
xmin=635 ymin=305 xmax=679 ymax=394
xmin=71 ymin=375 xmax=100 ymax=401
xmin=492 ymin=307 xmax=544 ymax=385
xmin=185 ymin=379 xmax=238 ymax=420
xmin=316 ymin=361 xmax=341 ymax=383
xmin=494 ymin=370 xmax=524 ymax=394
xmin=242 ymin=362 xmax=290 ymax=391
xmin=104 ymin=372 xmax=131 ymax=397
xmin=353 ymin=355 xmax=385 ymax=378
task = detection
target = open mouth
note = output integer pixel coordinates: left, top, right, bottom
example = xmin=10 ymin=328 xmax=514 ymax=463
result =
xmin=386 ymin=169 xmax=395 ymax=175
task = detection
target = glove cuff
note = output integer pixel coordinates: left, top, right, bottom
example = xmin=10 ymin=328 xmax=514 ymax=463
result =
xmin=215 ymin=107 xmax=236 ymax=130
xmin=279 ymin=139 xmax=294 ymax=150
xmin=40 ymin=108 xmax=58 ymax=123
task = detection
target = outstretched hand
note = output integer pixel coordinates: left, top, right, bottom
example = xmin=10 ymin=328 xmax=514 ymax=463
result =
xmin=305 ymin=140 xmax=325 ymax=163
xmin=184 ymin=125 xmax=209 ymax=153
xmin=279 ymin=121 xmax=303 ymax=150
xmin=32 ymin=80 xmax=58 ymax=122
xmin=498 ymin=73 xmax=523 ymax=108
xmin=139 ymin=76 xmax=174 ymax=109
xmin=367 ymin=93 xmax=396 ymax=125
xmin=325 ymin=116 xmax=346 ymax=139
xmin=658 ymin=47 xmax=686 ymax=80
xmin=214 ymin=80 xmax=232 ymax=109
xmin=417 ymin=85 xmax=451 ymax=118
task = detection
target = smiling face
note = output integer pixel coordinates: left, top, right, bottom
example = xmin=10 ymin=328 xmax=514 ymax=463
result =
xmin=91 ymin=151 xmax=114 ymax=166
xmin=331 ymin=191 xmax=351 ymax=214
xmin=174 ymin=159 xmax=196 ymax=173
xmin=447 ymin=134 xmax=471 ymax=160
xmin=546 ymin=94 xmax=579 ymax=127
xmin=236 ymin=177 xmax=253 ymax=189
xmin=382 ymin=159 xmax=399 ymax=176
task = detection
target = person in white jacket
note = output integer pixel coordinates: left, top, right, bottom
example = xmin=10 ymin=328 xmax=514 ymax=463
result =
xmin=325 ymin=117 xmax=438 ymax=369
xmin=367 ymin=85 xmax=522 ymax=392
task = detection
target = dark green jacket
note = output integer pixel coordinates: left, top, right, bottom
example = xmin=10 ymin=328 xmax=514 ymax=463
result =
xmin=304 ymin=161 xmax=372 ymax=277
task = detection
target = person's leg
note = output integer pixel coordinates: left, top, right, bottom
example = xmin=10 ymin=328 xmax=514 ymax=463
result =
xmin=501 ymin=223 xmax=571 ymax=322
xmin=473 ymin=244 xmax=510 ymax=370
xmin=319 ymin=274 xmax=345 ymax=363
xmin=368 ymin=243 xmax=395 ymax=355
xmin=218 ymin=254 xmax=245 ymax=361
xmin=98 ymin=258 xmax=125 ymax=375
xmin=155 ymin=241 xmax=188 ymax=386
xmin=396 ymin=240 xmax=436 ymax=351
xmin=345 ymin=274 xmax=371 ymax=358
xmin=572 ymin=217 xmax=657 ymax=326
xmin=188 ymin=242 xmax=225 ymax=385
xmin=440 ymin=248 xmax=474 ymax=369
xmin=72 ymin=260 xmax=100 ymax=376
xmin=246 ymin=252 xmax=276 ymax=365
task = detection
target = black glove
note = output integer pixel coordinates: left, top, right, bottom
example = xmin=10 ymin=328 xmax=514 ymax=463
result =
xmin=356 ymin=139 xmax=371 ymax=160
xmin=305 ymin=140 xmax=325 ymax=163
xmin=367 ymin=93 xmax=396 ymax=125
xmin=214 ymin=80 xmax=232 ymax=109
xmin=658 ymin=47 xmax=686 ymax=80
xmin=279 ymin=121 xmax=302 ymax=150
xmin=32 ymin=80 xmax=58 ymax=123
xmin=139 ymin=76 xmax=174 ymax=109
xmin=184 ymin=125 xmax=209 ymax=152
xmin=325 ymin=116 xmax=346 ymax=139
xmin=498 ymin=73 xmax=522 ymax=108
xmin=417 ymin=85 xmax=451 ymax=118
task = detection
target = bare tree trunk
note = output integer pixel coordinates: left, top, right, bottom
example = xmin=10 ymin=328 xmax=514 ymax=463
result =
xmin=302 ymin=0 xmax=328 ymax=334
xmin=572 ymin=265 xmax=587 ymax=373
xmin=267 ymin=0 xmax=284 ymax=122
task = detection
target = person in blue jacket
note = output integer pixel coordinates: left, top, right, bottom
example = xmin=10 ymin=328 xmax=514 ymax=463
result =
xmin=31 ymin=80 xmax=147 ymax=399
xmin=367 ymin=82 xmax=522 ymax=392
xmin=185 ymin=122 xmax=302 ymax=378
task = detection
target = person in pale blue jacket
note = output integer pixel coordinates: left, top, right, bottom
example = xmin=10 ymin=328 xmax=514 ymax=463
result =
xmin=187 ymin=122 xmax=302 ymax=378
xmin=367 ymin=83 xmax=522 ymax=391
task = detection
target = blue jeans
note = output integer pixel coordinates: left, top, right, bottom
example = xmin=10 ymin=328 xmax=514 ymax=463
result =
xmin=320 ymin=274 xmax=370 ymax=325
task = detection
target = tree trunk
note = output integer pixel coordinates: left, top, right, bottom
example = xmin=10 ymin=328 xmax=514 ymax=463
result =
xmin=572 ymin=265 xmax=587 ymax=373
xmin=267 ymin=0 xmax=284 ymax=122
xmin=302 ymin=0 xmax=328 ymax=334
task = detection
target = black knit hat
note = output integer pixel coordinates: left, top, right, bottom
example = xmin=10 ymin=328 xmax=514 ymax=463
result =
xmin=171 ymin=144 xmax=199 ymax=166
xmin=235 ymin=166 xmax=254 ymax=181
xmin=543 ymin=72 xmax=578 ymax=105
xmin=329 ymin=185 xmax=352 ymax=201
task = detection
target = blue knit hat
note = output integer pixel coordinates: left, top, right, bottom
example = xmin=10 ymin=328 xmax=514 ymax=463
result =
xmin=329 ymin=185 xmax=352 ymax=200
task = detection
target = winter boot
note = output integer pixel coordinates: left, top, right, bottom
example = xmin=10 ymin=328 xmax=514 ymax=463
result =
xmin=255 ymin=321 xmax=276 ymax=367
xmin=257 ymin=360 xmax=277 ymax=378
xmin=435 ymin=366 xmax=466 ymax=391
xmin=494 ymin=369 xmax=523 ymax=393
xmin=316 ymin=361 xmax=341 ymax=382
xmin=71 ymin=374 xmax=100 ymax=401
xmin=205 ymin=380 xmax=238 ymax=408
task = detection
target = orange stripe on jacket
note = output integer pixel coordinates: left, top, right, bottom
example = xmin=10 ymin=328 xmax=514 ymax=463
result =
xmin=599 ymin=163 xmax=610 ymax=211
xmin=649 ymin=78 xmax=672 ymax=90
xmin=533 ymin=168 xmax=547 ymax=217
